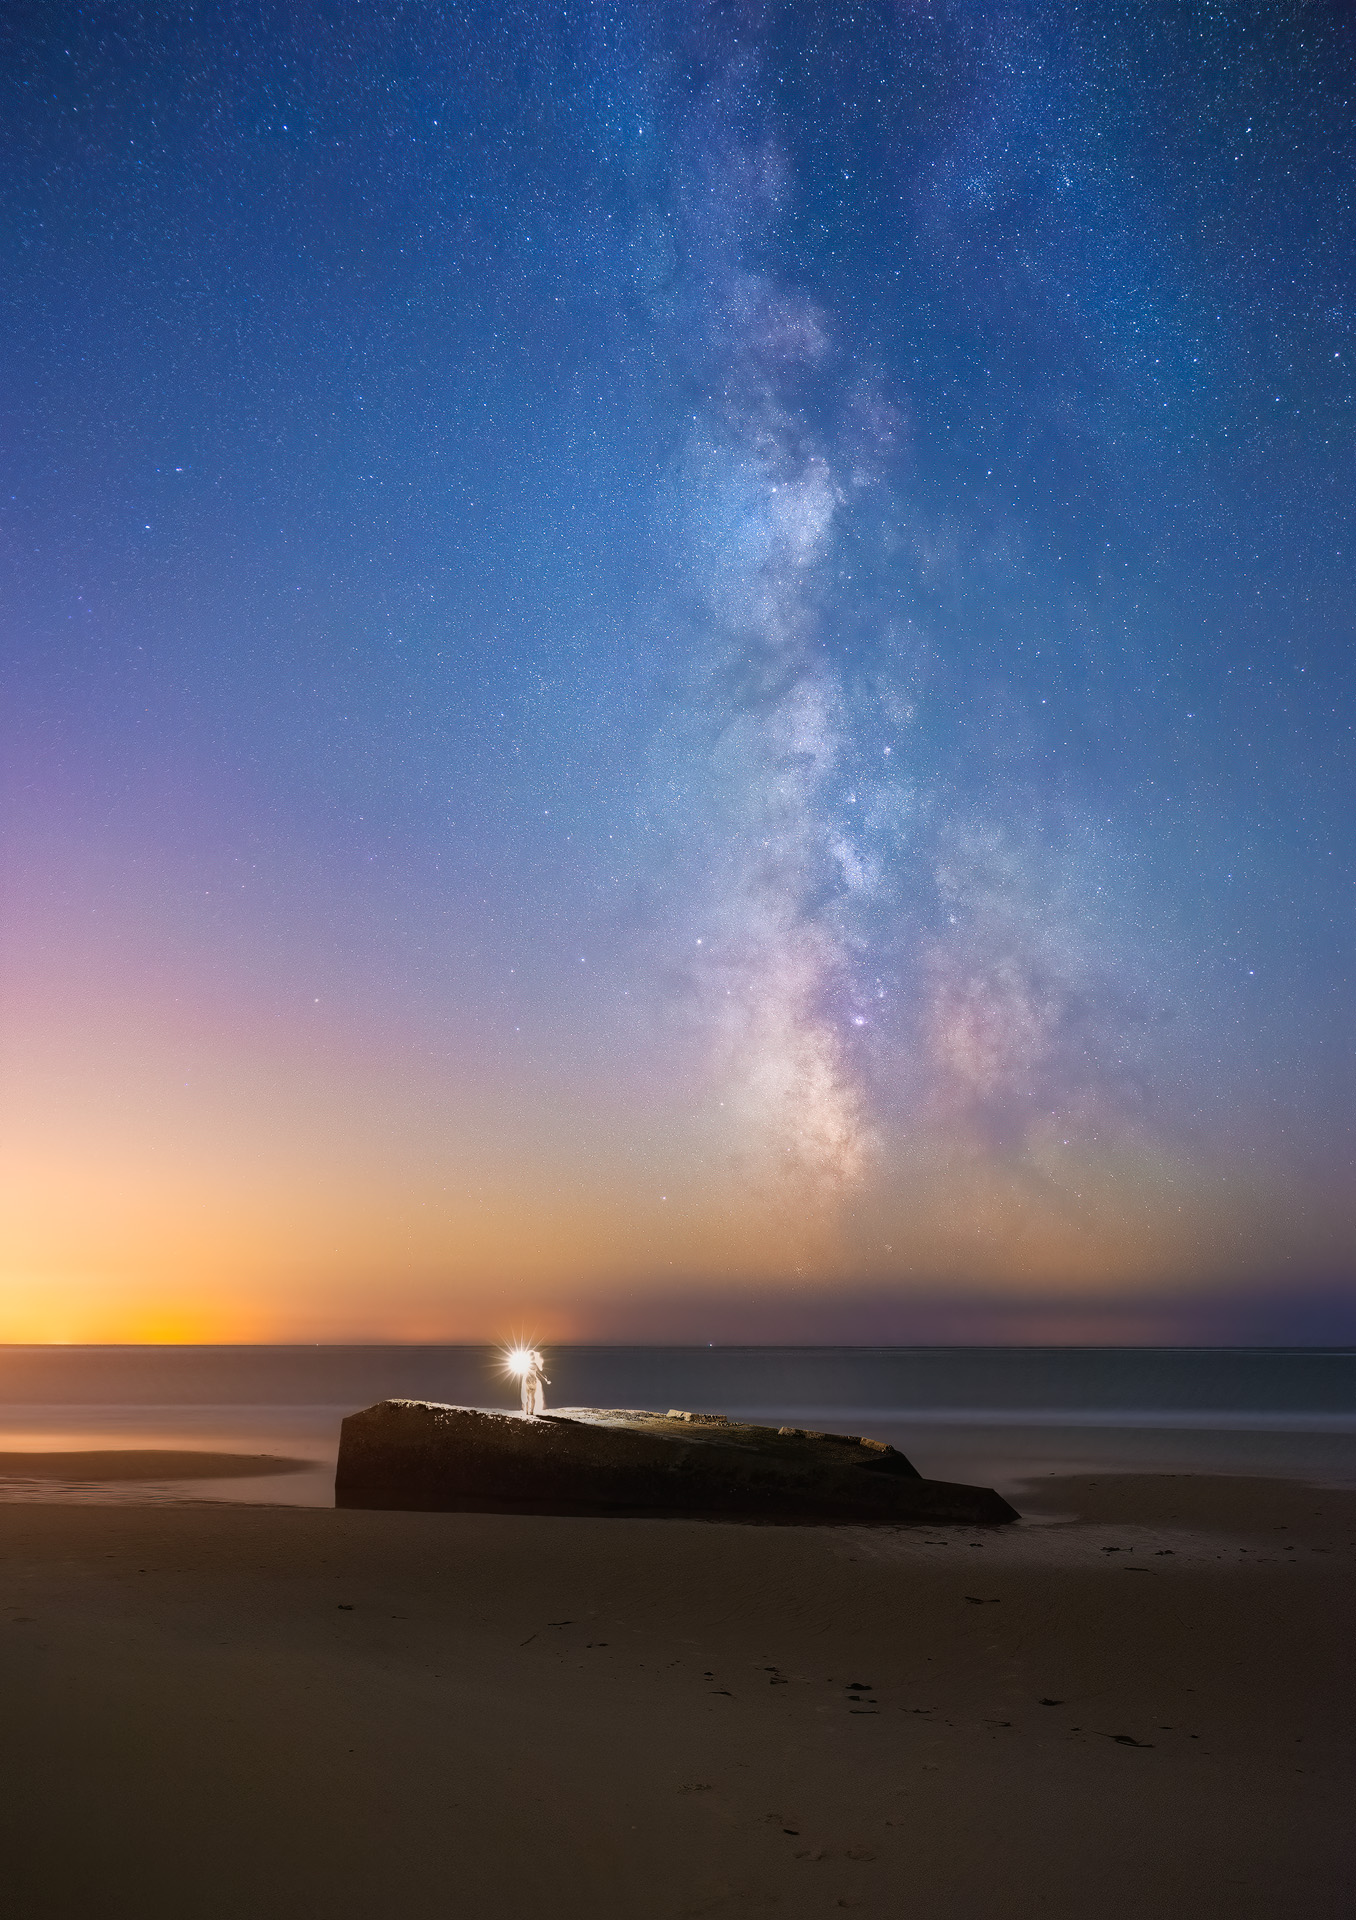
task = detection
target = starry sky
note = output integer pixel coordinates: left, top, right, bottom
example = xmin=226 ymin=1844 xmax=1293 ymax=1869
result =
xmin=3 ymin=2 xmax=1354 ymax=1344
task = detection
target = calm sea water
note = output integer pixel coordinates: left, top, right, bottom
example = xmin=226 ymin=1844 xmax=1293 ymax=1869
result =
xmin=1 ymin=1344 xmax=1353 ymax=1504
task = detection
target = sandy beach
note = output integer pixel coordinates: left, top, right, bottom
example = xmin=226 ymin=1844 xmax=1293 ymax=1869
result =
xmin=1 ymin=1468 xmax=1352 ymax=1919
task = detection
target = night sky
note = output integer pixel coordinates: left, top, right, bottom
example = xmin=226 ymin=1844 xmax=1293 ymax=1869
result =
xmin=3 ymin=3 xmax=1354 ymax=1343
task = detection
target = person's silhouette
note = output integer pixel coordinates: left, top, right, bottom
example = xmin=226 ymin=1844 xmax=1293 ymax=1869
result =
xmin=520 ymin=1349 xmax=549 ymax=1417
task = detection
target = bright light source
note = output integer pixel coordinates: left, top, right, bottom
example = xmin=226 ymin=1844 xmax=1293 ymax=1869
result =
xmin=503 ymin=1346 xmax=533 ymax=1377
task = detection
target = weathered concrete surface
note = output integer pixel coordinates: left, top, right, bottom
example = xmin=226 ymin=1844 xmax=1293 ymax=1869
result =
xmin=334 ymin=1401 xmax=1018 ymax=1525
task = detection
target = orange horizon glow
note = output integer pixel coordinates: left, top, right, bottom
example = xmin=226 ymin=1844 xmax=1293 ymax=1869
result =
xmin=4 ymin=857 xmax=1351 ymax=1349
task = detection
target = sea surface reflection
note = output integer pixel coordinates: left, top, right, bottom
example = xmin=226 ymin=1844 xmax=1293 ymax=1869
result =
xmin=0 ymin=1345 xmax=1353 ymax=1506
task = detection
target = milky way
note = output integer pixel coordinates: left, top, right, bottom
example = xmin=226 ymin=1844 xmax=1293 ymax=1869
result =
xmin=636 ymin=40 xmax=1162 ymax=1236
xmin=656 ymin=263 xmax=875 ymax=1192
xmin=4 ymin=1 xmax=1353 ymax=1336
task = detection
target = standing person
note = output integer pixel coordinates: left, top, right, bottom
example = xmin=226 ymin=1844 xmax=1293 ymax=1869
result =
xmin=520 ymin=1349 xmax=549 ymax=1418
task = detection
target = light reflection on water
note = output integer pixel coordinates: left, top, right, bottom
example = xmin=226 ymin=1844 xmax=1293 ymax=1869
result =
xmin=0 ymin=1406 xmax=342 ymax=1506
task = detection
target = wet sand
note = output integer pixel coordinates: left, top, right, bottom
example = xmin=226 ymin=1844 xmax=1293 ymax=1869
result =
xmin=1 ymin=1472 xmax=1352 ymax=1918
xmin=0 ymin=1449 xmax=311 ymax=1481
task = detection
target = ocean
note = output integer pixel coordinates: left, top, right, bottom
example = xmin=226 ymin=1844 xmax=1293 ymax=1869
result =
xmin=1 ymin=1344 xmax=1353 ymax=1505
